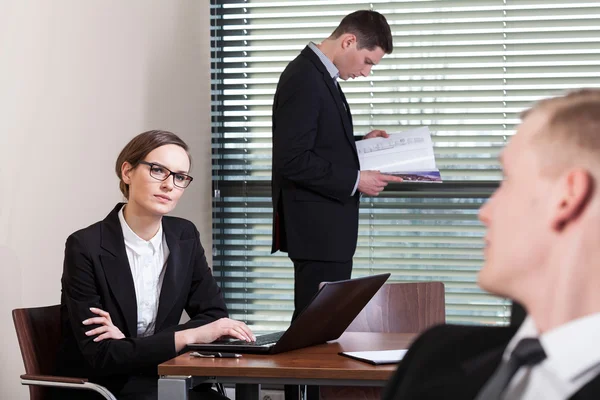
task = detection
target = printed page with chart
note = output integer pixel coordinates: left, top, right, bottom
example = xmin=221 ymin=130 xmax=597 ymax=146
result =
xmin=356 ymin=126 xmax=442 ymax=182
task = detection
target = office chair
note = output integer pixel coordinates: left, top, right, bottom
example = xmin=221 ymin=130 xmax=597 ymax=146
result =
xmin=12 ymin=304 xmax=117 ymax=399
xmin=320 ymin=282 xmax=446 ymax=400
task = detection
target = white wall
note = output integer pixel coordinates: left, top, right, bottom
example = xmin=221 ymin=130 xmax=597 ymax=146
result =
xmin=0 ymin=1 xmax=212 ymax=398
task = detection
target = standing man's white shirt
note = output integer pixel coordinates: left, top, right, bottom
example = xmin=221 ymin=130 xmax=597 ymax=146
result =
xmin=118 ymin=205 xmax=169 ymax=337
xmin=501 ymin=313 xmax=600 ymax=400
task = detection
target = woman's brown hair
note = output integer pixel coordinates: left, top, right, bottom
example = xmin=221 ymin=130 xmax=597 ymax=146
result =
xmin=115 ymin=130 xmax=191 ymax=199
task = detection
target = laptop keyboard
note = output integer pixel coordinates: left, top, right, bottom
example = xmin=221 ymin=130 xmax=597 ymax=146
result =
xmin=227 ymin=331 xmax=285 ymax=346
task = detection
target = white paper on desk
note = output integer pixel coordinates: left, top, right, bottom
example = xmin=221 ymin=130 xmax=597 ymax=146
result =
xmin=340 ymin=349 xmax=408 ymax=365
xmin=356 ymin=126 xmax=442 ymax=182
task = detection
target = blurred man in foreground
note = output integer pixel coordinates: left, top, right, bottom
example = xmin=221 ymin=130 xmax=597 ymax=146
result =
xmin=383 ymin=89 xmax=600 ymax=400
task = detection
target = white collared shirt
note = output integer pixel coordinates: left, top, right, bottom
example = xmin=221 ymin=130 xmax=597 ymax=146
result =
xmin=499 ymin=313 xmax=600 ymax=400
xmin=117 ymin=205 xmax=169 ymax=337
xmin=308 ymin=41 xmax=339 ymax=81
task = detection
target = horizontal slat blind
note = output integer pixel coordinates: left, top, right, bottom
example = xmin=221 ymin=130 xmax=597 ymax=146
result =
xmin=211 ymin=0 xmax=600 ymax=331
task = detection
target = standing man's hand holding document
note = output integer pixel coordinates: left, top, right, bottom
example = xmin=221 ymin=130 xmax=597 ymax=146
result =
xmin=357 ymin=129 xmax=405 ymax=196
xmin=357 ymin=126 xmax=442 ymax=182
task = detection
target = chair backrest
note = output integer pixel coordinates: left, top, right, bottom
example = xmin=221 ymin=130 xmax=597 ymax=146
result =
xmin=321 ymin=282 xmax=446 ymax=400
xmin=12 ymin=304 xmax=62 ymax=399
xmin=346 ymin=282 xmax=446 ymax=333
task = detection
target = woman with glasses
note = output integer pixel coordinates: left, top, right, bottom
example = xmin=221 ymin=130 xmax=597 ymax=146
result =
xmin=54 ymin=130 xmax=254 ymax=400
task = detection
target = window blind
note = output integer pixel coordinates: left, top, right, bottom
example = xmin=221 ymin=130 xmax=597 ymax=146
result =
xmin=210 ymin=0 xmax=600 ymax=331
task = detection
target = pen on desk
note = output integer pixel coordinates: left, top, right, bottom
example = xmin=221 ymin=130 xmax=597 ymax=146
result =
xmin=190 ymin=351 xmax=242 ymax=358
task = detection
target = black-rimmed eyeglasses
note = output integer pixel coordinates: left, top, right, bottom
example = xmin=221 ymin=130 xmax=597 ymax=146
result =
xmin=138 ymin=161 xmax=193 ymax=188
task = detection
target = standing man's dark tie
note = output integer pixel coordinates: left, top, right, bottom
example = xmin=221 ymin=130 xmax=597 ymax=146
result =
xmin=334 ymin=78 xmax=350 ymax=115
xmin=475 ymin=337 xmax=546 ymax=400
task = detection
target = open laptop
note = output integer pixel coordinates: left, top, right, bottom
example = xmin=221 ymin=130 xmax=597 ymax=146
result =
xmin=188 ymin=273 xmax=390 ymax=354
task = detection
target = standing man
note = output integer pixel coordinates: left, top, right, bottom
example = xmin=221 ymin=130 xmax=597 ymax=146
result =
xmin=271 ymin=10 xmax=402 ymax=320
xmin=383 ymin=89 xmax=600 ymax=400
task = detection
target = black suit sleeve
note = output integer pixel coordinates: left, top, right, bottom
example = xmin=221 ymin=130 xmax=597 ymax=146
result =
xmin=172 ymin=226 xmax=228 ymax=330
xmin=382 ymin=324 xmax=515 ymax=400
xmin=61 ymin=235 xmax=177 ymax=376
xmin=273 ymin=71 xmax=357 ymax=200
xmin=381 ymin=325 xmax=446 ymax=400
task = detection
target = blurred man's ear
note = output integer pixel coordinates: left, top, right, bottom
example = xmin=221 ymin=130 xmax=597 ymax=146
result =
xmin=552 ymin=168 xmax=593 ymax=231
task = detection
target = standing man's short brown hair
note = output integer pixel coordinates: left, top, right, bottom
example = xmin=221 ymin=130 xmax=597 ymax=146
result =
xmin=331 ymin=10 xmax=393 ymax=54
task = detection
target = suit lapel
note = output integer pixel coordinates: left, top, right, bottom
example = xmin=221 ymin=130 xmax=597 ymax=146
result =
xmin=458 ymin=326 xmax=520 ymax=398
xmin=336 ymin=83 xmax=353 ymax=127
xmin=154 ymin=218 xmax=192 ymax=331
xmin=301 ymin=47 xmax=356 ymax=156
xmin=327 ymin=78 xmax=356 ymax=149
xmin=570 ymin=372 xmax=600 ymax=399
xmin=99 ymin=203 xmax=138 ymax=338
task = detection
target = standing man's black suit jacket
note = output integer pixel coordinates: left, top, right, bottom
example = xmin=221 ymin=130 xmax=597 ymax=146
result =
xmin=382 ymin=324 xmax=600 ymax=400
xmin=55 ymin=203 xmax=228 ymax=396
xmin=271 ymin=46 xmax=361 ymax=262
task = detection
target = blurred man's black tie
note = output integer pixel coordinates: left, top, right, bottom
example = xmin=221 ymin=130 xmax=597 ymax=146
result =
xmin=475 ymin=337 xmax=546 ymax=400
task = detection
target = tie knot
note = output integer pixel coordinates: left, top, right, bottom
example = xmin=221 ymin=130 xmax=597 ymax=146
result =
xmin=510 ymin=338 xmax=546 ymax=367
xmin=474 ymin=337 xmax=547 ymax=400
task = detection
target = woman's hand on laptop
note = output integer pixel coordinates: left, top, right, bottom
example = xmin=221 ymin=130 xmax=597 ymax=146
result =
xmin=175 ymin=317 xmax=255 ymax=351
xmin=205 ymin=317 xmax=256 ymax=343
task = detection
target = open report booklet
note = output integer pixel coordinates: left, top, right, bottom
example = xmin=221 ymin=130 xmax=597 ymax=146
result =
xmin=356 ymin=126 xmax=442 ymax=182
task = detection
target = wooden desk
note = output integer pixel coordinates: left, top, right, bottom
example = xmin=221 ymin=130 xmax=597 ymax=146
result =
xmin=158 ymin=332 xmax=416 ymax=400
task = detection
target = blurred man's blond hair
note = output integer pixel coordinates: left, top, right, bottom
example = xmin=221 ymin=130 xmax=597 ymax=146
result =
xmin=523 ymin=89 xmax=600 ymax=177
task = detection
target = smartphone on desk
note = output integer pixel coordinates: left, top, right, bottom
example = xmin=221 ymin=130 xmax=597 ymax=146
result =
xmin=190 ymin=351 xmax=242 ymax=359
